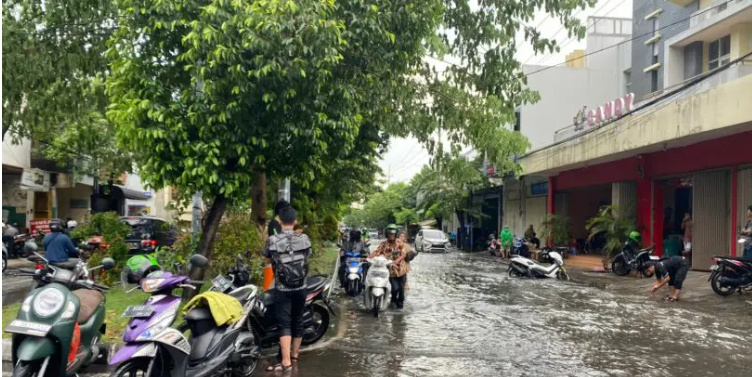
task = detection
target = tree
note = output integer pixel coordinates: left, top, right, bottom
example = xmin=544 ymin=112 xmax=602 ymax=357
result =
xmin=107 ymin=0 xmax=592 ymax=286
xmin=2 ymin=0 xmax=130 ymax=176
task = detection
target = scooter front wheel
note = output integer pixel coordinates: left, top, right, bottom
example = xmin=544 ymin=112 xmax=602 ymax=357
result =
xmin=12 ymin=361 xmax=40 ymax=377
xmin=110 ymin=357 xmax=164 ymax=377
xmin=372 ymin=297 xmax=381 ymax=317
xmin=302 ymin=304 xmax=330 ymax=346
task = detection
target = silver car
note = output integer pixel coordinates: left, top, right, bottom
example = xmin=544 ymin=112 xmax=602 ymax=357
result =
xmin=415 ymin=229 xmax=450 ymax=253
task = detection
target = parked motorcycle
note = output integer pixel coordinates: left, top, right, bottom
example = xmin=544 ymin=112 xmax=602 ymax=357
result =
xmin=363 ymin=255 xmax=392 ymax=317
xmin=9 ymin=234 xmax=37 ymax=259
xmin=110 ymin=254 xmax=262 ymax=377
xmin=487 ymin=235 xmax=501 ymax=257
xmin=508 ymin=250 xmax=569 ymax=280
xmin=611 ymin=246 xmax=657 ymax=277
xmin=205 ymin=252 xmax=334 ymax=349
xmin=6 ymin=253 xmax=115 ymax=377
xmin=708 ymin=237 xmax=752 ymax=296
xmin=511 ymin=237 xmax=531 ymax=258
xmin=3 ymin=243 xmax=8 ymax=272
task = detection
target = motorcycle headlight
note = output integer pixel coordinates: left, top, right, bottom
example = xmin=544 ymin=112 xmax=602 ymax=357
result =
xmin=348 ymin=267 xmax=359 ymax=274
xmin=33 ymin=288 xmax=65 ymax=318
xmin=141 ymin=278 xmax=166 ymax=293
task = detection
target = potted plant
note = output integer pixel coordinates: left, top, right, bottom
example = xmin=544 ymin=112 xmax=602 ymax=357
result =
xmin=540 ymin=215 xmax=570 ymax=257
xmin=585 ymin=205 xmax=636 ymax=270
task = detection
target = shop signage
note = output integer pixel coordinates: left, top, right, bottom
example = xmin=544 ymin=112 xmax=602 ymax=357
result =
xmin=530 ymin=181 xmax=548 ymax=196
xmin=30 ymin=219 xmax=51 ymax=235
xmin=20 ymin=169 xmax=51 ymax=191
xmin=573 ymin=93 xmax=635 ymax=131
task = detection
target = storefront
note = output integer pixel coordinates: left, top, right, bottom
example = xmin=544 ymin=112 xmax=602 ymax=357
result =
xmin=545 ymin=130 xmax=752 ymax=270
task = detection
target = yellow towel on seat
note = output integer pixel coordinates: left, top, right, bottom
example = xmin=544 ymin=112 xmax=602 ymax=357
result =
xmin=182 ymin=291 xmax=244 ymax=326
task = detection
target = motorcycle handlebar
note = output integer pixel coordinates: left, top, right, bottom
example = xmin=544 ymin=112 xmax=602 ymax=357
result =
xmin=186 ymin=280 xmax=204 ymax=286
xmin=18 ymin=268 xmax=39 ymax=275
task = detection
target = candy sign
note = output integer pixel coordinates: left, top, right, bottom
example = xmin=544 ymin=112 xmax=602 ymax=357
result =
xmin=587 ymin=93 xmax=634 ymax=127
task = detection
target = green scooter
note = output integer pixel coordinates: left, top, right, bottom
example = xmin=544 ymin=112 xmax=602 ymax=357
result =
xmin=5 ymin=253 xmax=115 ymax=377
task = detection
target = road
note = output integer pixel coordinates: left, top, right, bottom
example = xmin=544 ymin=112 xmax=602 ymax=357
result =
xmin=256 ymin=250 xmax=752 ymax=377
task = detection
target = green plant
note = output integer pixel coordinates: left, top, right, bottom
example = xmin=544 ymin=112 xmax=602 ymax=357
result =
xmin=70 ymin=212 xmax=130 ymax=285
xmin=540 ymin=215 xmax=570 ymax=247
xmin=209 ymin=211 xmax=265 ymax=278
xmin=586 ymin=205 xmax=636 ymax=259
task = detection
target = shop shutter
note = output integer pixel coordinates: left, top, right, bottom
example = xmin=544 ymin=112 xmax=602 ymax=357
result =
xmin=525 ymin=197 xmax=547 ymax=241
xmin=692 ymin=170 xmax=730 ymax=270
xmin=555 ymin=192 xmax=568 ymax=217
xmin=737 ymin=167 xmax=752 ymax=256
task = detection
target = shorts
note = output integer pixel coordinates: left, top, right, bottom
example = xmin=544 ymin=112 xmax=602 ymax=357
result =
xmin=274 ymin=289 xmax=307 ymax=338
xmin=669 ymin=260 xmax=690 ymax=290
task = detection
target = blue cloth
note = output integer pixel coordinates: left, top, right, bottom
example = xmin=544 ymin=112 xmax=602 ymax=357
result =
xmin=43 ymin=232 xmax=78 ymax=263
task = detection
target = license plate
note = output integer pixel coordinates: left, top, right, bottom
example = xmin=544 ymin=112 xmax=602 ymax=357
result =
xmin=128 ymin=242 xmax=140 ymax=249
xmin=5 ymin=320 xmax=52 ymax=337
xmin=122 ymin=305 xmax=155 ymax=318
xmin=211 ymin=275 xmax=232 ymax=292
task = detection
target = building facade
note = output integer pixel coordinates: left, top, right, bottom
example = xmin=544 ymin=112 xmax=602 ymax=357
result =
xmin=516 ymin=0 xmax=752 ymax=270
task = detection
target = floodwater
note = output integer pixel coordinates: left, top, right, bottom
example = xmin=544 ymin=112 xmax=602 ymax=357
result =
xmin=257 ymin=251 xmax=752 ymax=377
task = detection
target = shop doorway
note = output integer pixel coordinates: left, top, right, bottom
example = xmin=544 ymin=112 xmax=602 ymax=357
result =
xmin=562 ymin=184 xmax=612 ymax=254
xmin=655 ymin=177 xmax=693 ymax=258
xmin=33 ymin=191 xmax=50 ymax=220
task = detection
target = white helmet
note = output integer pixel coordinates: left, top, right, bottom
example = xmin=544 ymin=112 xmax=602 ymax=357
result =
xmin=67 ymin=220 xmax=78 ymax=229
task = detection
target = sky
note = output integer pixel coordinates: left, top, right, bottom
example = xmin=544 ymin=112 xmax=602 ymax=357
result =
xmin=379 ymin=0 xmax=633 ymax=185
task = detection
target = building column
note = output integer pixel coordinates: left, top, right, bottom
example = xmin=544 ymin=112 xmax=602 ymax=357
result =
xmin=547 ymin=177 xmax=556 ymax=215
xmin=730 ymin=23 xmax=752 ymax=60
xmin=636 ymin=158 xmax=652 ymax=249
xmin=731 ymin=165 xmax=738 ymax=256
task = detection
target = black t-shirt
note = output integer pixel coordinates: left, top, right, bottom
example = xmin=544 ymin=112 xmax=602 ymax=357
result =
xmin=268 ymin=219 xmax=282 ymax=237
xmin=654 ymin=256 xmax=685 ymax=280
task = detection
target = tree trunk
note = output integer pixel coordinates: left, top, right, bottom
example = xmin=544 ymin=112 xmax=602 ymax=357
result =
xmin=183 ymin=194 xmax=228 ymax=300
xmin=250 ymin=171 xmax=267 ymax=229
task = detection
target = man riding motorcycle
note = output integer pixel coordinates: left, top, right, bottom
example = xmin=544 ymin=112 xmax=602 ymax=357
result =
xmin=339 ymin=229 xmax=369 ymax=287
xmin=43 ymin=218 xmax=81 ymax=268
xmin=370 ymin=224 xmax=409 ymax=309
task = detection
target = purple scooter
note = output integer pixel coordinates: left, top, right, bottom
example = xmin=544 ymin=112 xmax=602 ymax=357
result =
xmin=109 ymin=254 xmax=260 ymax=377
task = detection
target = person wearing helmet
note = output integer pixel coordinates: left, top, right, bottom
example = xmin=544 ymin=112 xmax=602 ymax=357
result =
xmin=623 ymin=231 xmax=642 ymax=260
xmin=43 ymin=219 xmax=80 ymax=268
xmin=646 ymin=255 xmax=690 ymax=302
xmin=339 ymin=229 xmax=367 ymax=287
xmin=371 ymin=224 xmax=409 ymax=309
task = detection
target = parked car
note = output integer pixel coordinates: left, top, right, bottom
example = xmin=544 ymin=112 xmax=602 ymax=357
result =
xmin=82 ymin=216 xmax=177 ymax=254
xmin=121 ymin=216 xmax=177 ymax=254
xmin=415 ymin=229 xmax=450 ymax=253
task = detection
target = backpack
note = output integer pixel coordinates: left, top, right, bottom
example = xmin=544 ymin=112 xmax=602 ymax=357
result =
xmin=270 ymin=233 xmax=311 ymax=289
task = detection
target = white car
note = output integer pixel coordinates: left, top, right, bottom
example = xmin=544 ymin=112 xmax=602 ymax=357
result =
xmin=415 ymin=229 xmax=450 ymax=253
xmin=368 ymin=230 xmax=379 ymax=239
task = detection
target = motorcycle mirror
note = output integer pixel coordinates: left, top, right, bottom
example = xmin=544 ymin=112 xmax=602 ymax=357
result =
xmin=190 ymin=254 xmax=209 ymax=268
xmin=101 ymin=258 xmax=116 ymax=270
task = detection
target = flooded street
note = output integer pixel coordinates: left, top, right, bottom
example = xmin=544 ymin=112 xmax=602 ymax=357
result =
xmin=262 ymin=251 xmax=752 ymax=377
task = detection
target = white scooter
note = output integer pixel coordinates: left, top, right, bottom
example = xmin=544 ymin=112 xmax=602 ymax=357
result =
xmin=363 ymin=255 xmax=392 ymax=317
xmin=508 ymin=250 xmax=570 ymax=280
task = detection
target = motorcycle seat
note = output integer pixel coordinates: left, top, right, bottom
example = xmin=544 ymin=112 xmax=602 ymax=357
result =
xmin=184 ymin=307 xmax=212 ymax=322
xmin=72 ymin=289 xmax=104 ymax=323
xmin=306 ymin=276 xmax=327 ymax=292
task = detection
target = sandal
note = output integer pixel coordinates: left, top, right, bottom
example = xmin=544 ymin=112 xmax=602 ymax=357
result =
xmin=266 ymin=363 xmax=292 ymax=372
xmin=291 ymin=356 xmax=299 ymax=363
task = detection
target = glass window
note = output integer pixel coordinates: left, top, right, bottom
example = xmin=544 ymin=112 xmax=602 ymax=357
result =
xmin=651 ymin=71 xmax=658 ymax=93
xmin=709 ymin=35 xmax=731 ymax=70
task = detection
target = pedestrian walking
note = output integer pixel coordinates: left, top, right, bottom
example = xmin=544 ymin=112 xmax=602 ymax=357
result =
xmin=647 ymin=256 xmax=690 ymax=302
xmin=263 ymin=206 xmax=311 ymax=372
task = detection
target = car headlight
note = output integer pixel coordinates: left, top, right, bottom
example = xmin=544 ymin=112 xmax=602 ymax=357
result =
xmin=141 ymin=278 xmax=166 ymax=293
xmin=33 ymin=288 xmax=65 ymax=317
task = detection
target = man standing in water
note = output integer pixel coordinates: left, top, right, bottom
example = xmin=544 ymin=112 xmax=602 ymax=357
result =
xmin=371 ymin=224 xmax=410 ymax=309
xmin=263 ymin=206 xmax=311 ymax=372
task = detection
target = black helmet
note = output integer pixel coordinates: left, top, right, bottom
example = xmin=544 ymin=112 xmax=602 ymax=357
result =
xmin=349 ymin=229 xmax=361 ymax=241
xmin=49 ymin=218 xmax=65 ymax=233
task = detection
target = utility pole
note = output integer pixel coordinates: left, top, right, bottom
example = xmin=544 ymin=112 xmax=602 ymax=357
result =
xmin=278 ymin=178 xmax=291 ymax=202
xmin=191 ymin=191 xmax=202 ymax=236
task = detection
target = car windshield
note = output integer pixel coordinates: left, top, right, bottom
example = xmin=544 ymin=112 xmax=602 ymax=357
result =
xmin=423 ymin=230 xmax=445 ymax=239
xmin=122 ymin=218 xmax=155 ymax=237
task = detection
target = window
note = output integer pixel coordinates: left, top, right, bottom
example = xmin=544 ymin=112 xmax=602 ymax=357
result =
xmin=708 ymin=35 xmax=731 ymax=70
xmin=650 ymin=71 xmax=658 ymax=93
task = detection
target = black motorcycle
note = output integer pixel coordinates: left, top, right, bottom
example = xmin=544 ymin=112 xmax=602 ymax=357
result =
xmin=611 ymin=246 xmax=655 ymax=276
xmin=212 ymin=253 xmax=335 ymax=348
xmin=709 ymin=237 xmax=752 ymax=296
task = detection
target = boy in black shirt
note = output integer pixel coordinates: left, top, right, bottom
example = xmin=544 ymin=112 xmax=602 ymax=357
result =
xmin=647 ymin=256 xmax=690 ymax=302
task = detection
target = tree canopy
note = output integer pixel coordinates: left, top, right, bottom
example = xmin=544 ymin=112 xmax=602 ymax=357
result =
xmin=104 ymin=0 xmax=591 ymax=281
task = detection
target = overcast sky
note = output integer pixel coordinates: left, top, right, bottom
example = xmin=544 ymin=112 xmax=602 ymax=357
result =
xmin=380 ymin=0 xmax=633 ymax=185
